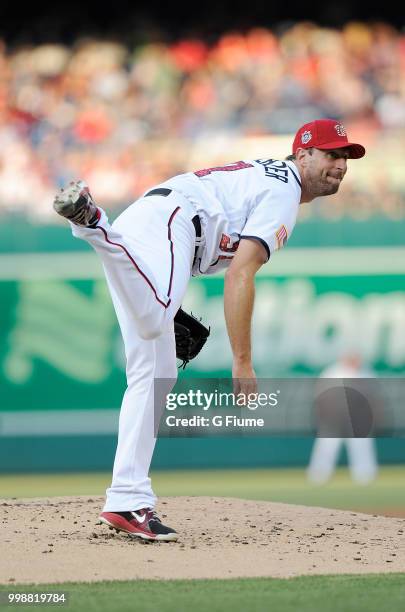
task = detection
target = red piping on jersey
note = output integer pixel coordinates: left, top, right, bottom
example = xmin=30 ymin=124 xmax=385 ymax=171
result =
xmin=97 ymin=206 xmax=181 ymax=309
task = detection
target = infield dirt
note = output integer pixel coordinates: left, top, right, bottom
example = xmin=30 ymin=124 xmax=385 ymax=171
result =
xmin=1 ymin=496 xmax=405 ymax=584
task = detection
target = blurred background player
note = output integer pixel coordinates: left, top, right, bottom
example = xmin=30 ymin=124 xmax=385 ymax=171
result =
xmin=307 ymin=353 xmax=379 ymax=485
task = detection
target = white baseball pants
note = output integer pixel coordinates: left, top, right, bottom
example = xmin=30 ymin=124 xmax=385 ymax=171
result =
xmin=307 ymin=437 xmax=378 ymax=484
xmin=71 ymin=190 xmax=197 ymax=510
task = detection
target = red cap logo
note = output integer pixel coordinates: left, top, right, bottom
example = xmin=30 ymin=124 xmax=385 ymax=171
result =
xmin=292 ymin=119 xmax=365 ymax=159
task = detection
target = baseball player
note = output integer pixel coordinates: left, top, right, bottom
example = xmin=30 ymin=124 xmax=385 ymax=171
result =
xmin=307 ymin=352 xmax=379 ymax=485
xmin=53 ymin=118 xmax=365 ymax=541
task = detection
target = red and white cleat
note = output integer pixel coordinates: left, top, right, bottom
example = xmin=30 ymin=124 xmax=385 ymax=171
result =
xmin=99 ymin=509 xmax=178 ymax=542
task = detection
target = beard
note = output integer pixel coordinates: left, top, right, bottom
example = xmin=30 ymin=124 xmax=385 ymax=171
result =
xmin=307 ymin=173 xmax=341 ymax=198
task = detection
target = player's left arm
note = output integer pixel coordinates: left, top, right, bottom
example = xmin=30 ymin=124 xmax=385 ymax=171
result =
xmin=224 ymin=238 xmax=267 ymax=395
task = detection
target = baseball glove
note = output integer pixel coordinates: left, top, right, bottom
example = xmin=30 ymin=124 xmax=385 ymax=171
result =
xmin=174 ymin=308 xmax=210 ymax=369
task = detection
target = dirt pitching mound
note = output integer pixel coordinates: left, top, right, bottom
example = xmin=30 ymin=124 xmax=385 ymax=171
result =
xmin=1 ymin=496 xmax=405 ymax=584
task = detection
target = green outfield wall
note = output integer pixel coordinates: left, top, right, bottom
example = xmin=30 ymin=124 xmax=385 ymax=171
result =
xmin=0 ymin=237 xmax=405 ymax=472
xmin=1 ymin=215 xmax=405 ymax=252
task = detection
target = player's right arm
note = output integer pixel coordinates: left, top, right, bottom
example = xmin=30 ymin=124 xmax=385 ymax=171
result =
xmin=224 ymin=238 xmax=267 ymax=399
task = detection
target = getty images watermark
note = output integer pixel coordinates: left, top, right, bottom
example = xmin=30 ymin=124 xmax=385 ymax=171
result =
xmin=153 ymin=377 xmax=404 ymax=438
xmin=165 ymin=388 xmax=281 ymax=429
xmin=165 ymin=388 xmax=281 ymax=410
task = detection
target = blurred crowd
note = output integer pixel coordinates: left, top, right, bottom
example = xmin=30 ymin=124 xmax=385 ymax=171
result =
xmin=1 ymin=21 xmax=405 ymax=221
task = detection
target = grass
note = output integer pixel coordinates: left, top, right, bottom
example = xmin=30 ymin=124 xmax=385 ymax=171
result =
xmin=1 ymin=465 xmax=405 ymax=515
xmin=1 ymin=575 xmax=405 ymax=612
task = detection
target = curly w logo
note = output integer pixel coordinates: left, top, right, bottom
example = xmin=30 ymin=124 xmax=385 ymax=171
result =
xmin=4 ymin=280 xmax=115 ymax=383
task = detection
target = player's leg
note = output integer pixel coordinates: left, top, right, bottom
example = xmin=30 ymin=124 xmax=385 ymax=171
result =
xmin=95 ymin=198 xmax=193 ymax=539
xmin=54 ymin=181 xmax=196 ymax=340
xmin=306 ymin=437 xmax=342 ymax=484
xmin=54 ymin=182 xmax=195 ymax=540
xmin=71 ymin=206 xmax=194 ymax=339
xmin=103 ymin=319 xmax=177 ymax=512
xmin=98 ymin=268 xmax=179 ymax=540
xmin=346 ymin=438 xmax=378 ymax=484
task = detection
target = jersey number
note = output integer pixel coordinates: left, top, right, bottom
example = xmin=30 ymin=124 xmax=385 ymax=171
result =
xmin=194 ymin=160 xmax=253 ymax=178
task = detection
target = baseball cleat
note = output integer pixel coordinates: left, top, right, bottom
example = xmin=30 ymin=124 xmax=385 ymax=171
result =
xmin=99 ymin=509 xmax=178 ymax=542
xmin=53 ymin=180 xmax=100 ymax=227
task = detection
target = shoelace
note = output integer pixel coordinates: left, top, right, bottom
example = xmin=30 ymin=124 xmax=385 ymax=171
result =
xmin=148 ymin=509 xmax=161 ymax=523
xmin=128 ymin=508 xmax=162 ymax=523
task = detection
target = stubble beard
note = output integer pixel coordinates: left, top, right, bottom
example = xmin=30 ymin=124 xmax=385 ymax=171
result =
xmin=307 ymin=174 xmax=340 ymax=198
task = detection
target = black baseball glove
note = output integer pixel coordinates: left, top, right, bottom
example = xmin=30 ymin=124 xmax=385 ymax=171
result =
xmin=174 ymin=308 xmax=210 ymax=369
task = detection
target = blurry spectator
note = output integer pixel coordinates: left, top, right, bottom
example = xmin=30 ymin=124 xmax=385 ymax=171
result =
xmin=0 ymin=22 xmax=405 ymax=221
xmin=307 ymin=353 xmax=379 ymax=485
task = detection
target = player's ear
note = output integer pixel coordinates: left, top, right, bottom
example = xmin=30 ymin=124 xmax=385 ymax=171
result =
xmin=295 ymin=148 xmax=311 ymax=166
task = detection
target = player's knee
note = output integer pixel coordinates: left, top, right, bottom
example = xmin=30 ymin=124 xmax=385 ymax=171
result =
xmin=137 ymin=318 xmax=166 ymax=340
xmin=138 ymin=327 xmax=161 ymax=341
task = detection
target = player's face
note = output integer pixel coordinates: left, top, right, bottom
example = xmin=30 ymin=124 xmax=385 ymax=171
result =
xmin=302 ymin=148 xmax=349 ymax=197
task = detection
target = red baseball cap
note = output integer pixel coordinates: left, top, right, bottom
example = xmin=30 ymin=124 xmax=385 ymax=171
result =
xmin=292 ymin=119 xmax=366 ymax=159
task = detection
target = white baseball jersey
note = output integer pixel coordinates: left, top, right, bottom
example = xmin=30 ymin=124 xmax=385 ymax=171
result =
xmin=158 ymin=158 xmax=302 ymax=276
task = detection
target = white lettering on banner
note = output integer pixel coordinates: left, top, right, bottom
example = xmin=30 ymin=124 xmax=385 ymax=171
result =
xmin=183 ymin=280 xmax=405 ymax=373
xmin=305 ymin=293 xmax=362 ymax=367
xmin=360 ymin=293 xmax=405 ymax=367
xmin=4 ymin=277 xmax=404 ymax=384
